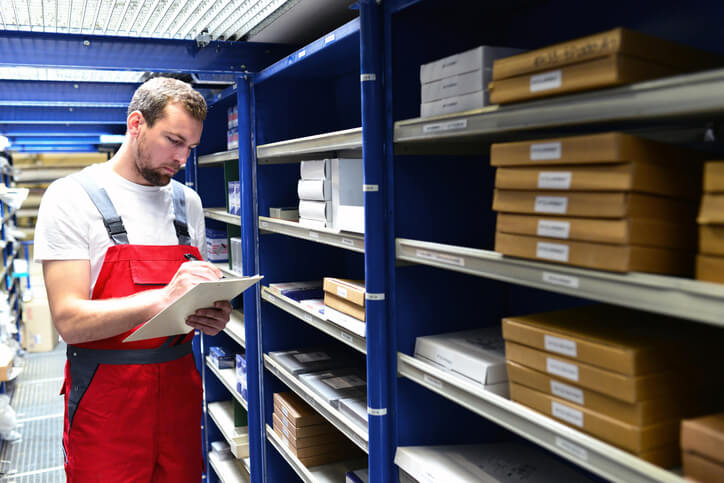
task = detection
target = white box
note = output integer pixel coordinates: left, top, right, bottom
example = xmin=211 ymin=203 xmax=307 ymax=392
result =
xmin=301 ymin=159 xmax=331 ymax=180
xmin=420 ymin=90 xmax=486 ymax=117
xmin=298 ymin=217 xmax=328 ymax=230
xmin=268 ymin=348 xmax=348 ymax=375
xmin=230 ymin=237 xmax=242 ymax=273
xmin=324 ymin=305 xmax=366 ymax=337
xmin=414 ymin=327 xmax=507 ymax=386
xmin=419 ymin=45 xmax=524 ymax=84
xmin=331 ymin=158 xmax=364 ymax=234
xmin=298 ymin=368 xmax=366 ymax=409
xmin=269 ymin=206 xmax=299 ymax=220
xmin=421 ymin=69 xmax=485 ymax=103
xmin=395 ymin=443 xmax=592 ymax=483
xmin=298 ymin=200 xmax=331 ymax=224
xmin=298 ymin=178 xmax=331 ymax=201
xmin=338 ymin=397 xmax=368 ymax=432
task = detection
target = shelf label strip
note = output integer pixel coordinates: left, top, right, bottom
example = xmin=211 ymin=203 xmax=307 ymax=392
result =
xmin=367 ymin=407 xmax=387 ymax=416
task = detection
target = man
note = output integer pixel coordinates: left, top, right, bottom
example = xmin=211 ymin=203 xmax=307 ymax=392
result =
xmin=34 ymin=77 xmax=233 ymax=482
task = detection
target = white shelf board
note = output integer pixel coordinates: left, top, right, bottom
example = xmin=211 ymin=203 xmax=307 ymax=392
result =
xmin=199 ymin=150 xmax=238 ymax=166
xmin=207 ymin=401 xmax=250 ymax=457
xmin=266 ymin=423 xmax=367 ymax=483
xmin=205 ymin=208 xmax=241 ymax=226
xmin=208 ymin=450 xmax=250 ymax=483
xmin=256 ymin=127 xmax=362 ymax=164
xmin=394 ymin=67 xmax=724 ymax=145
xmin=396 ymin=238 xmax=724 ymax=327
xmin=213 ymin=262 xmax=243 ymax=279
xmin=224 ymin=310 xmax=245 ymax=348
xmin=397 ymin=353 xmax=683 ymax=483
xmin=206 ymin=355 xmax=247 ymax=410
xmin=259 ymin=217 xmax=364 ymax=253
xmin=261 ymin=286 xmax=366 ymax=354
xmin=263 ymin=353 xmax=368 ymax=453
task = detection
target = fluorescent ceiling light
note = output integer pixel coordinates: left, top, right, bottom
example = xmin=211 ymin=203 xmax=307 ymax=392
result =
xmin=0 ymin=66 xmax=144 ymax=82
xmin=99 ymin=134 xmax=125 ymax=144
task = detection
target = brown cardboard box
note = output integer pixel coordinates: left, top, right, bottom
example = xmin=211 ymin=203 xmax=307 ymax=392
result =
xmin=704 ymin=161 xmax=724 ymax=193
xmin=492 ymin=189 xmax=697 ymax=219
xmin=494 ymin=231 xmax=692 ymax=275
xmin=699 ymin=225 xmax=724 ymax=256
xmin=505 ymin=341 xmax=678 ymax=403
xmin=494 ymin=163 xmax=699 ymax=199
xmin=490 ymin=132 xmax=703 ymax=169
xmin=297 ymin=447 xmax=364 ymax=468
xmin=272 ymin=412 xmax=346 ymax=449
xmin=696 ymin=254 xmax=724 ymax=284
xmin=496 ymin=213 xmax=694 ymax=249
xmin=273 ymin=405 xmax=338 ymax=439
xmin=273 ymin=392 xmax=326 ymax=428
xmin=273 ymin=427 xmax=355 ymax=458
xmin=681 ymin=413 xmax=724 ymax=464
xmin=501 ymin=305 xmax=684 ymax=375
xmin=489 ymin=55 xmax=677 ymax=105
xmin=698 ymin=194 xmax=724 ymax=224
xmin=506 ymin=361 xmax=683 ymax=426
xmin=322 ymin=278 xmax=365 ymax=307
xmin=323 ymin=292 xmax=365 ymax=322
xmin=492 ymin=27 xmax=723 ymax=81
xmin=0 ymin=345 xmax=13 ymax=382
xmin=682 ymin=451 xmax=724 ymax=482
xmin=21 ymin=297 xmax=59 ymax=353
xmin=510 ymin=383 xmax=680 ymax=466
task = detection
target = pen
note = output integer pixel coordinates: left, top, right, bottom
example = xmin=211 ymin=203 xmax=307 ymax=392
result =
xmin=184 ymin=252 xmax=227 ymax=279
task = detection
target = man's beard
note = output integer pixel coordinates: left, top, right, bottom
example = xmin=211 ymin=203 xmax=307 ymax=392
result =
xmin=135 ymin=132 xmax=172 ymax=186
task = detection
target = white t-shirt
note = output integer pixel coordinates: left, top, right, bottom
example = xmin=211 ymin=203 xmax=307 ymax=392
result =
xmin=34 ymin=162 xmax=207 ymax=295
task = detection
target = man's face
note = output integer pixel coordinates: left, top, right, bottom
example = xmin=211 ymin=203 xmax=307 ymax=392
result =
xmin=134 ymin=103 xmax=203 ymax=186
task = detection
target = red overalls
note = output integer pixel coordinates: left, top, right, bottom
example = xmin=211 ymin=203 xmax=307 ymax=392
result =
xmin=62 ymin=174 xmax=203 ymax=482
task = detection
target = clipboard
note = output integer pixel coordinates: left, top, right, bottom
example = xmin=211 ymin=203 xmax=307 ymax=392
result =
xmin=123 ymin=275 xmax=263 ymax=342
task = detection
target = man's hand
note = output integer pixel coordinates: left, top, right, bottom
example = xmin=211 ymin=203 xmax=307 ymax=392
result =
xmin=186 ymin=300 xmax=233 ymax=335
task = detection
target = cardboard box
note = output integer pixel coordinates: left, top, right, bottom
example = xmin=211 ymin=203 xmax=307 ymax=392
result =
xmin=420 ymin=90 xmax=486 ymax=118
xmin=414 ymin=327 xmax=507 ymax=386
xmin=330 ymin=158 xmax=364 ymax=234
xmin=273 ymin=405 xmax=338 ymax=439
xmin=699 ymin=225 xmax=724 ymax=256
xmin=683 ymin=451 xmax=724 ymax=482
xmin=324 ymin=292 xmax=365 ymax=322
xmin=420 ymin=45 xmax=523 ymax=84
xmin=272 ymin=412 xmax=346 ymax=449
xmin=510 ymin=383 xmax=680 ymax=458
xmin=681 ymin=413 xmax=724 ymax=464
xmin=21 ymin=296 xmax=59 ymax=352
xmin=268 ymin=281 xmax=323 ymax=301
xmin=696 ymin=254 xmax=724 ymax=284
xmin=489 ymin=54 xmax=677 ymax=105
xmin=698 ymin=194 xmax=724 ymax=224
xmin=505 ymin=341 xmax=678 ymax=403
xmin=323 ymin=306 xmax=366 ymax=338
xmin=491 ymin=27 xmax=723 ymax=81
xmin=491 ymin=132 xmax=703 ymax=168
xmin=704 ymin=161 xmax=724 ymax=193
xmin=273 ymin=392 xmax=327 ymax=428
xmin=296 ymin=444 xmax=364 ymax=468
xmin=421 ymin=69 xmax=485 ymax=103
xmin=494 ymin=162 xmax=699 ymax=199
xmin=0 ymin=345 xmax=13 ymax=381
xmin=495 ymin=231 xmax=693 ymax=275
xmin=269 ymin=206 xmax=299 ymax=221
xmin=501 ymin=305 xmax=684 ymax=376
xmin=506 ymin=361 xmax=683 ymax=426
xmin=496 ymin=213 xmax=694 ymax=249
xmin=323 ymin=278 xmax=365 ymax=307
xmin=492 ymin=189 xmax=697 ymax=219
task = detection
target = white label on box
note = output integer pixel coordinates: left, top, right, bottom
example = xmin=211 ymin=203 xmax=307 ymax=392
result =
xmin=434 ymin=353 xmax=453 ymax=368
xmin=324 ymin=34 xmax=335 ymax=44
xmin=298 ymin=50 xmax=306 ymax=59
xmin=542 ymin=271 xmax=579 ymax=288
xmin=293 ymin=352 xmax=331 ymax=363
xmin=538 ymin=171 xmax=572 ymax=189
xmin=422 ymin=119 xmax=468 ymax=134
xmin=303 ymin=313 xmax=313 ymax=323
xmin=423 ymin=373 xmax=443 ymax=390
xmin=337 ymin=286 xmax=348 ymax=298
xmin=415 ymin=249 xmax=465 ymax=267
xmin=260 ymin=221 xmax=269 ymax=228
xmin=281 ymin=406 xmax=289 ymax=418
xmin=537 ymin=220 xmax=570 ymax=239
xmin=546 ymin=357 xmax=579 ymax=381
xmin=536 ymin=242 xmax=569 ymax=262
xmin=534 ymin=196 xmax=568 ymax=214
xmin=340 ymin=331 xmax=353 ymax=343
xmin=530 ymin=70 xmax=562 ymax=92
xmin=323 ymin=375 xmax=366 ymax=389
xmin=552 ymin=401 xmax=584 ymax=427
xmin=309 ymin=231 xmax=319 ymax=239
xmin=544 ymin=335 xmax=577 ymax=357
xmin=341 ymin=238 xmax=355 ymax=247
xmin=281 ymin=425 xmax=290 ymax=438
xmin=530 ymin=142 xmax=562 ymax=160
xmin=555 ymin=437 xmax=589 ymax=461
xmin=551 ymin=380 xmax=584 ymax=405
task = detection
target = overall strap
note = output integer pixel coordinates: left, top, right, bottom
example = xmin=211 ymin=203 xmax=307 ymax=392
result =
xmin=170 ymin=179 xmax=191 ymax=246
xmin=72 ymin=173 xmax=129 ymax=245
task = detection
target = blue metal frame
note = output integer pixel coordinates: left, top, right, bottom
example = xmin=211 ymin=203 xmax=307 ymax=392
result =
xmin=0 ymin=106 xmax=127 ymax=123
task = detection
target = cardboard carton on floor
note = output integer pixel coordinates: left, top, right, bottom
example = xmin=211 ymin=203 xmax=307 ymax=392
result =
xmin=21 ymin=296 xmax=58 ymax=352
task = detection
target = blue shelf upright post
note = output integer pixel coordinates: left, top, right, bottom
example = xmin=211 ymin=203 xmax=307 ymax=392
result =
xmin=237 ymin=73 xmax=265 ymax=483
xmin=360 ymin=1 xmax=395 ymax=481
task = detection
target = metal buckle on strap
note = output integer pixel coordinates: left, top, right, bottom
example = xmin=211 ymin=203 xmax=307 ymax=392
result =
xmin=174 ymin=219 xmax=190 ymax=238
xmin=104 ymin=217 xmax=127 ymax=237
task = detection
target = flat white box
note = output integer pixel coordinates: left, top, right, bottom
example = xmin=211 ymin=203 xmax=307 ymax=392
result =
xmin=301 ymin=159 xmax=331 ymax=180
xmin=298 ymin=368 xmax=367 ymax=409
xmin=268 ymin=348 xmax=347 ymax=375
xmin=414 ymin=327 xmax=507 ymax=386
xmin=395 ymin=443 xmax=592 ymax=483
xmin=419 ymin=45 xmax=524 ymax=84
xmin=297 ymin=179 xmax=331 ymax=201
xmin=338 ymin=397 xmax=368 ymax=431
xmin=421 ymin=69 xmax=485 ymax=103
xmin=298 ymin=200 xmax=331 ymax=224
xmin=331 ymin=158 xmax=364 ymax=234
xmin=324 ymin=305 xmax=366 ymax=337
xmin=298 ymin=217 xmax=328 ymax=230
xmin=420 ymin=90 xmax=486 ymax=117
xmin=269 ymin=206 xmax=299 ymax=220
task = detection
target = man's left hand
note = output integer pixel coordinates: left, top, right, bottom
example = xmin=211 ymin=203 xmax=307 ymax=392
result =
xmin=186 ymin=300 xmax=233 ymax=335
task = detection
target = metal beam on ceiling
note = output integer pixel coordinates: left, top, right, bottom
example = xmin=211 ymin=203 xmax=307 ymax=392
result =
xmin=0 ymin=125 xmax=125 ymax=136
xmin=0 ymin=106 xmax=127 ymax=124
xmin=14 ymin=145 xmax=98 ymax=152
xmin=10 ymin=136 xmax=106 ymax=145
xmin=0 ymin=79 xmax=139 ymax=103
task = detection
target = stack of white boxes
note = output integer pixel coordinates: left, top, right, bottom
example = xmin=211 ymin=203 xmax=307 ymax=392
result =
xmin=420 ymin=45 xmax=523 ymax=118
xmin=298 ymin=159 xmax=333 ymax=229
xmin=227 ymin=105 xmax=238 ymax=150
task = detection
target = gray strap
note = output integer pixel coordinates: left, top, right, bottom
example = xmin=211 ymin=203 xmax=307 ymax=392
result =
xmin=72 ymin=173 xmax=129 ymax=245
xmin=171 ymin=180 xmax=191 ymax=246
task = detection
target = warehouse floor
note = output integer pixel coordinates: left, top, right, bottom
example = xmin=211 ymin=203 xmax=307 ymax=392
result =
xmin=0 ymin=342 xmax=65 ymax=482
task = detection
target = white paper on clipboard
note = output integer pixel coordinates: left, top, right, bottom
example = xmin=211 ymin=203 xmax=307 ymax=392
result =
xmin=123 ymin=275 xmax=263 ymax=342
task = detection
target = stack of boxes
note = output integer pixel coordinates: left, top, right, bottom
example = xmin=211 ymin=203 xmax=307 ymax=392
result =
xmin=272 ymin=392 xmax=362 ymax=466
xmin=323 ymin=278 xmax=366 ymax=336
xmin=227 ymin=105 xmax=238 ymax=150
xmin=696 ymin=161 xmax=724 ymax=283
xmin=492 ymin=132 xmax=701 ymax=274
xmin=502 ymin=304 xmax=722 ymax=468
xmin=298 ymin=159 xmax=333 ymax=229
xmin=205 ymin=228 xmax=228 ymax=262
xmin=489 ymin=28 xmax=723 ymax=105
xmin=681 ymin=413 xmax=724 ymax=481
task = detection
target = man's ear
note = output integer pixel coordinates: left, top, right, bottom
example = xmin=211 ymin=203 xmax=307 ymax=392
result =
xmin=127 ymin=110 xmax=145 ymax=138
